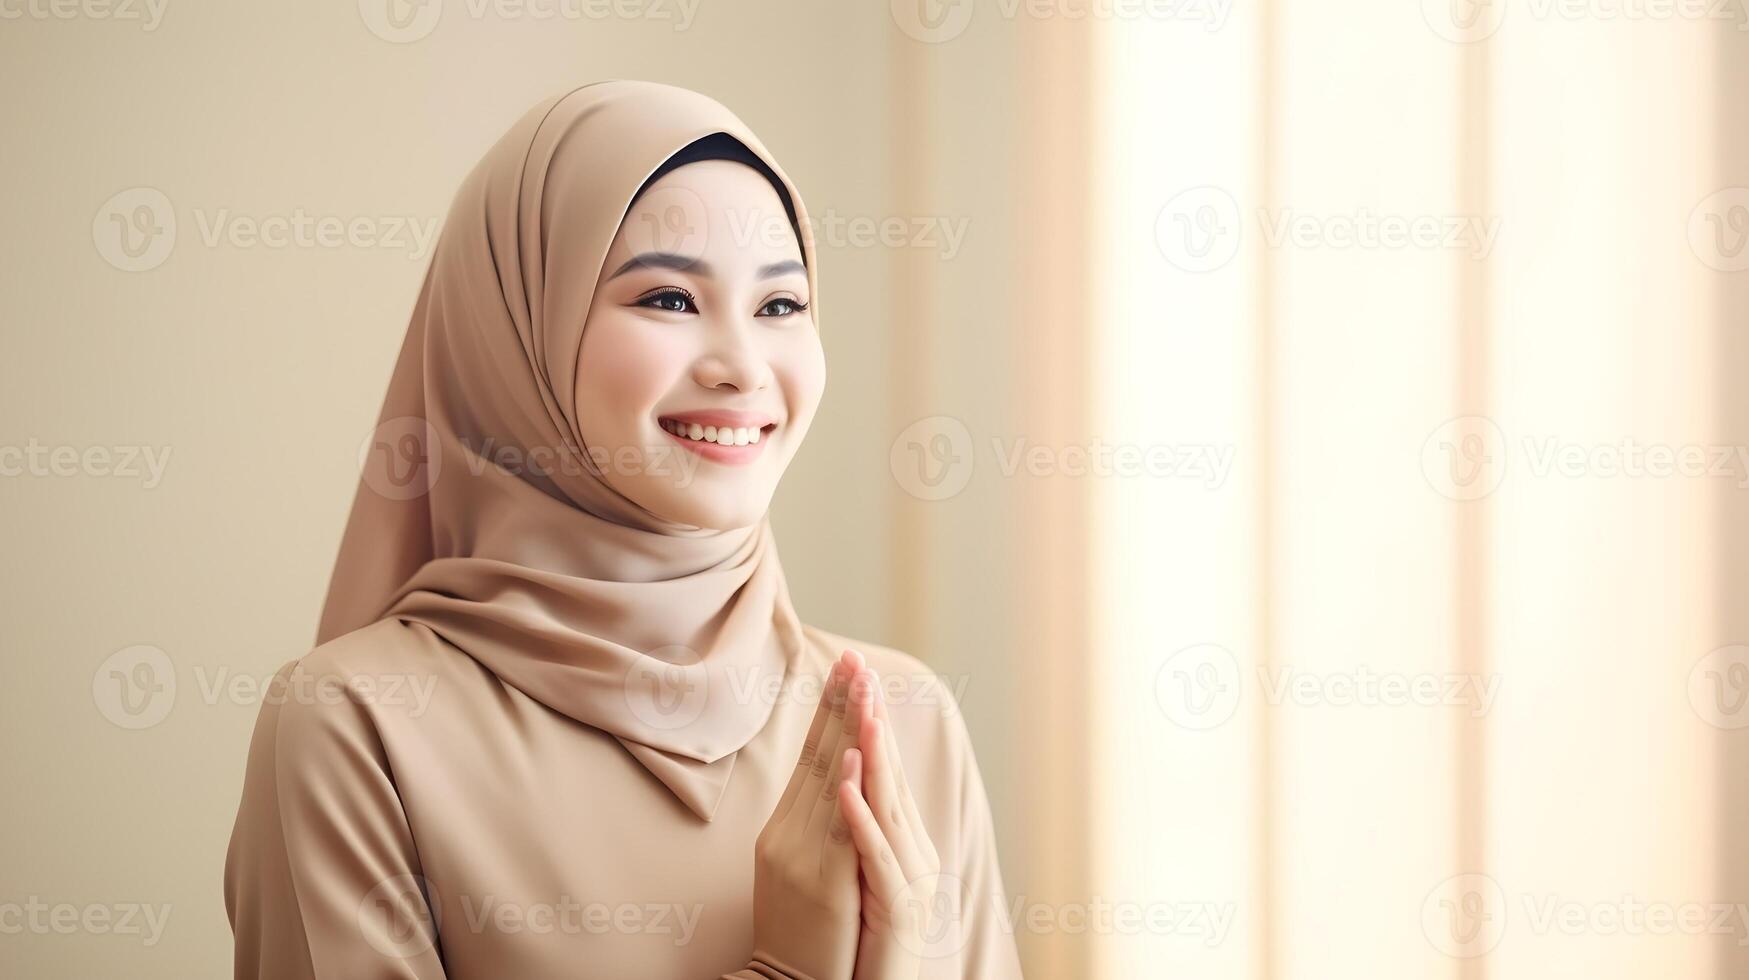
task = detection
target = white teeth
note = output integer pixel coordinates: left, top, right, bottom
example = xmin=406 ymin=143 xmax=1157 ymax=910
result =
xmin=662 ymin=419 xmax=768 ymax=446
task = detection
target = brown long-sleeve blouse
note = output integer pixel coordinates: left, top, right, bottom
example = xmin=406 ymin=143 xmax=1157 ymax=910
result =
xmin=224 ymin=618 xmax=1024 ymax=978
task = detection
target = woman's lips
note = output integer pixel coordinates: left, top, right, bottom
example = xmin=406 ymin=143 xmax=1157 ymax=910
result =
xmin=658 ymin=417 xmax=776 ymax=466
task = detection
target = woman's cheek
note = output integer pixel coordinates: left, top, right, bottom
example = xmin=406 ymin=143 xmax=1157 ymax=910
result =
xmin=775 ymin=327 xmax=827 ymax=422
xmin=582 ymin=316 xmax=687 ymax=438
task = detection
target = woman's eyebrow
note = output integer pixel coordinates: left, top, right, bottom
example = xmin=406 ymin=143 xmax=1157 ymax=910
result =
xmin=608 ymin=252 xmax=711 ymax=279
xmin=606 ymin=252 xmax=805 ymax=282
xmin=757 ymin=259 xmax=805 ymax=280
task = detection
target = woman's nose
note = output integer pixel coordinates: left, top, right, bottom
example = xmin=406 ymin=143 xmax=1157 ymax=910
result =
xmin=692 ymin=319 xmax=774 ymax=392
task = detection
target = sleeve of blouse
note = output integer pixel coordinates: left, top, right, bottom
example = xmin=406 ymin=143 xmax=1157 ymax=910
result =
xmin=224 ymin=659 xmax=448 ymax=979
xmin=949 ymin=706 xmax=1026 ymax=979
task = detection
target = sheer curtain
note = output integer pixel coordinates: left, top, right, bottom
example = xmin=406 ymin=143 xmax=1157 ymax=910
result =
xmin=1087 ymin=2 xmax=1738 ymax=977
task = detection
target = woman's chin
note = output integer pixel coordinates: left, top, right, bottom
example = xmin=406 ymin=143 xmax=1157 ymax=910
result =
xmin=641 ymin=487 xmax=772 ymax=532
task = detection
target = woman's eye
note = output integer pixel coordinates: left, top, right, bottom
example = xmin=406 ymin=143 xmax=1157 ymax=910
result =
xmin=637 ymin=288 xmax=697 ymax=314
xmin=757 ymin=297 xmax=809 ymax=318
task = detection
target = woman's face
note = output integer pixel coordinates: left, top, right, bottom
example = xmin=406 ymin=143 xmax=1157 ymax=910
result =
xmin=575 ymin=158 xmax=824 ymax=531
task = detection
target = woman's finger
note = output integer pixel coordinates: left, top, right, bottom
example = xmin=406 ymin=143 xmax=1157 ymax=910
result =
xmin=859 ymin=672 xmax=930 ymax=875
xmin=792 ymin=655 xmax=852 ymax=831
xmin=867 ymin=669 xmax=936 ymax=865
xmin=825 ymin=665 xmax=876 ymax=846
xmin=834 ymin=748 xmax=909 ymax=905
xmin=772 ymin=657 xmax=844 ymax=825
xmin=809 ymin=661 xmax=867 ymax=846
xmin=860 ymin=713 xmax=928 ymax=877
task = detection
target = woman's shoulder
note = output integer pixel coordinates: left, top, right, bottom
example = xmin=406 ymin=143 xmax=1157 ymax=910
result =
xmin=272 ymin=616 xmax=493 ymax=694
xmin=798 ymin=621 xmax=927 ymax=673
xmin=798 ymin=622 xmax=945 ymax=694
xmin=246 ymin=618 xmax=476 ymax=756
xmin=797 ymin=622 xmax=975 ymax=752
xmin=286 ymin=616 xmax=442 ymax=675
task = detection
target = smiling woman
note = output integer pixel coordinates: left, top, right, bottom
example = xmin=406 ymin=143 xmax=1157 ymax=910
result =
xmin=220 ymin=81 xmax=1024 ymax=980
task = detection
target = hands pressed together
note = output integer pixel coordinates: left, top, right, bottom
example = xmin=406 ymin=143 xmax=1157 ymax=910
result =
xmin=747 ymin=650 xmax=944 ymax=980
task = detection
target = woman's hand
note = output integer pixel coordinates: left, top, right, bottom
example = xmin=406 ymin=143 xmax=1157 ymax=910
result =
xmin=747 ymin=652 xmax=866 ymax=979
xmin=835 ymin=661 xmax=944 ymax=980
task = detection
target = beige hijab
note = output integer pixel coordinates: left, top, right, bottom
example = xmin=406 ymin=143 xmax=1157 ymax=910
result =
xmin=315 ymin=80 xmax=817 ymax=823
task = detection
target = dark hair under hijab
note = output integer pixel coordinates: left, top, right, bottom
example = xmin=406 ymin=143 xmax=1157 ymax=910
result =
xmin=630 ymin=131 xmax=808 ymax=266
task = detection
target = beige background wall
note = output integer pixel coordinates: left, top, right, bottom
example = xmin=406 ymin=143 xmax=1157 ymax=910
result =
xmin=8 ymin=3 xmax=1749 ymax=979
xmin=0 ymin=4 xmax=1060 ymax=977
